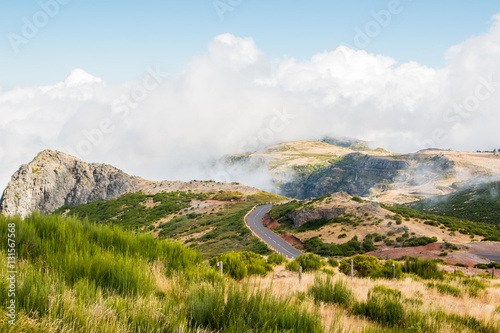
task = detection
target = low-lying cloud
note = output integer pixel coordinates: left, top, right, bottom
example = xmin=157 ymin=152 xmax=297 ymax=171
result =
xmin=1 ymin=17 xmax=500 ymax=192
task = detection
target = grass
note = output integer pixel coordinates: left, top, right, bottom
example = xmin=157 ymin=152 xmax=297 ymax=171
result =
xmin=0 ymin=213 xmax=324 ymax=333
xmin=427 ymin=282 xmax=462 ymax=297
xmin=3 ymin=212 xmax=500 ymax=332
xmin=308 ymin=276 xmax=354 ymax=307
xmin=187 ymin=283 xmax=323 ymax=332
xmin=54 ymin=191 xmax=283 ymax=258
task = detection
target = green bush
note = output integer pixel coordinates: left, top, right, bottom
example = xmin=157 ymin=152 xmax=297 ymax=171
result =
xmin=370 ymin=260 xmax=403 ymax=279
xmin=339 ymin=255 xmax=382 ymax=278
xmin=209 ymin=252 xmax=248 ymax=280
xmin=353 ymin=286 xmax=406 ymax=327
xmin=286 ymin=254 xmax=322 ymax=272
xmin=328 ymin=257 xmax=339 ymax=267
xmin=267 ymin=253 xmax=286 ymax=266
xmin=209 ymin=251 xmax=272 ymax=280
xmin=308 ymin=276 xmax=353 ymax=306
xmin=362 ymin=235 xmax=376 ymax=252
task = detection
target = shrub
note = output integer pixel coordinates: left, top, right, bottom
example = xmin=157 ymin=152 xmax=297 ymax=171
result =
xmin=286 ymin=254 xmax=322 ymax=272
xmin=328 ymin=257 xmax=339 ymax=267
xmin=339 ymin=255 xmax=382 ymax=278
xmin=351 ymin=196 xmax=364 ymax=203
xmin=210 ymin=252 xmax=247 ymax=280
xmin=267 ymin=253 xmax=286 ymax=266
xmin=308 ymin=276 xmax=353 ymax=306
xmin=362 ymin=235 xmax=376 ymax=252
xmin=384 ymin=239 xmax=395 ymax=246
xmin=353 ymin=286 xmax=406 ymax=327
xmin=209 ymin=251 xmax=272 ymax=280
xmin=370 ymin=260 xmax=403 ymax=279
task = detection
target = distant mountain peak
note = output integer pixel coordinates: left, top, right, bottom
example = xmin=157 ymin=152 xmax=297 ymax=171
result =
xmin=0 ymin=150 xmax=259 ymax=218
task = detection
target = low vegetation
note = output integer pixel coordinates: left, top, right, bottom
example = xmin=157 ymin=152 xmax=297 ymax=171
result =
xmin=54 ymin=191 xmax=284 ymax=257
xmin=408 ymin=181 xmax=500 ymax=225
xmin=2 ymin=213 xmax=500 ymax=332
xmin=0 ymin=214 xmax=321 ymax=333
xmin=385 ymin=205 xmax=500 ymax=241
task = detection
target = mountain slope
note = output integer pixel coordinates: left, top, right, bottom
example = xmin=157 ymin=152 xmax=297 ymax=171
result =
xmin=0 ymin=149 xmax=259 ymax=218
xmin=225 ymin=140 xmax=500 ymax=204
xmin=408 ymin=181 xmax=500 ymax=225
xmin=53 ymin=190 xmax=285 ymax=257
xmin=267 ymin=193 xmax=500 ymax=263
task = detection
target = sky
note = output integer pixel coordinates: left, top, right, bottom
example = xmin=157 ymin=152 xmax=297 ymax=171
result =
xmin=0 ymin=0 xmax=500 ymax=192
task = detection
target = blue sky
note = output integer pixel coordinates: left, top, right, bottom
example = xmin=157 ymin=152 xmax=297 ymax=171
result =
xmin=1 ymin=0 xmax=499 ymax=89
xmin=1 ymin=1 xmax=500 ymax=191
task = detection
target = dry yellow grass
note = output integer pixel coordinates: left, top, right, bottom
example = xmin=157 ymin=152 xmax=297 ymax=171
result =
xmin=244 ymin=265 xmax=500 ymax=332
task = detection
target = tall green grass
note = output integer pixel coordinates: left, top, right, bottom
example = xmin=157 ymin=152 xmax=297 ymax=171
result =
xmin=308 ymin=276 xmax=353 ymax=307
xmin=0 ymin=213 xmax=326 ymax=332
xmin=402 ymin=257 xmax=444 ymax=280
xmin=187 ymin=283 xmax=323 ymax=333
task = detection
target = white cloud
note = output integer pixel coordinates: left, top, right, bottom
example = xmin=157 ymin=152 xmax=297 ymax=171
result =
xmin=1 ymin=16 xmax=500 ymax=193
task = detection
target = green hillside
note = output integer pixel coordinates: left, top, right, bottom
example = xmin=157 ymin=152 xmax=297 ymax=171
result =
xmin=408 ymin=181 xmax=500 ymax=225
xmin=53 ymin=190 xmax=285 ymax=257
xmin=0 ymin=214 xmax=322 ymax=332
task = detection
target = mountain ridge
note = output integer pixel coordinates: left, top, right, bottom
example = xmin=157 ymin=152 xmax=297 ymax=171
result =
xmin=0 ymin=149 xmax=259 ymax=218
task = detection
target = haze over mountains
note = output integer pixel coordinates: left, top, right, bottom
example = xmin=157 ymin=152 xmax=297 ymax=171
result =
xmin=2 ymin=139 xmax=500 ymax=218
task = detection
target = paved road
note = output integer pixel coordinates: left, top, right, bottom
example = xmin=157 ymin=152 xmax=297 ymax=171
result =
xmin=246 ymin=204 xmax=302 ymax=259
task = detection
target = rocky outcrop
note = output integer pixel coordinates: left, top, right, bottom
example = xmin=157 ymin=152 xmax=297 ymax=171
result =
xmin=283 ymin=153 xmax=411 ymax=199
xmin=288 ymin=207 xmax=346 ymax=228
xmin=0 ymin=150 xmax=260 ymax=218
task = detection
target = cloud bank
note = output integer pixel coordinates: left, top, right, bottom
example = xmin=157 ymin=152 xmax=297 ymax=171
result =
xmin=1 ymin=17 xmax=500 ymax=192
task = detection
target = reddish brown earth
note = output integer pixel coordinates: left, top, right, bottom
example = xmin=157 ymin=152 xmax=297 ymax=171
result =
xmin=279 ymin=234 xmax=305 ymax=248
xmin=367 ymin=242 xmax=499 ymax=268
xmin=262 ymin=214 xmax=281 ymax=229
xmin=262 ymin=214 xmax=303 ymax=248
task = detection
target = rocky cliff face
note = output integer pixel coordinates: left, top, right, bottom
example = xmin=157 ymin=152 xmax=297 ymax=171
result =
xmin=288 ymin=207 xmax=346 ymax=228
xmin=282 ymin=153 xmax=411 ymax=199
xmin=0 ymin=150 xmax=259 ymax=218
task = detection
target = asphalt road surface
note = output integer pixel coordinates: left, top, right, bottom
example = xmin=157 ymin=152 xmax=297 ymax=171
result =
xmin=246 ymin=204 xmax=302 ymax=259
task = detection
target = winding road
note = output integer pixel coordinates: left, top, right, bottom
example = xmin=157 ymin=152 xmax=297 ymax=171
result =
xmin=246 ymin=204 xmax=302 ymax=259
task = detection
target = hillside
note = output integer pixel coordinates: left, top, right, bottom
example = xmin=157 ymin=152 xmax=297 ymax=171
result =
xmin=0 ymin=149 xmax=259 ymax=218
xmin=225 ymin=140 xmax=500 ymax=204
xmin=408 ymin=181 xmax=500 ymax=225
xmin=267 ymin=193 xmax=500 ymax=266
xmin=53 ymin=190 xmax=285 ymax=257
xmin=2 ymin=213 xmax=500 ymax=333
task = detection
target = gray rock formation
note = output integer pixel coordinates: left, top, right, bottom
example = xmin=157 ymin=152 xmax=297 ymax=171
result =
xmin=288 ymin=207 xmax=346 ymax=228
xmin=0 ymin=150 xmax=260 ymax=218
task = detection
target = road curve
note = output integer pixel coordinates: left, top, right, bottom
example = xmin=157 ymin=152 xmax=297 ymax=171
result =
xmin=246 ymin=204 xmax=302 ymax=259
